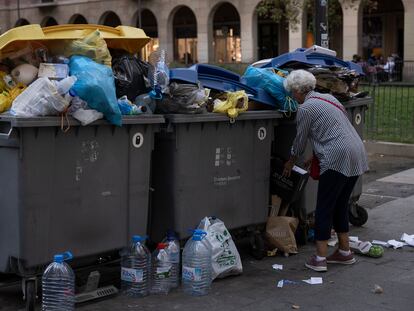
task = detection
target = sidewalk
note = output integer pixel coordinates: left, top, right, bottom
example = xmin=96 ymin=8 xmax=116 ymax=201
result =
xmin=1 ymin=154 xmax=414 ymax=311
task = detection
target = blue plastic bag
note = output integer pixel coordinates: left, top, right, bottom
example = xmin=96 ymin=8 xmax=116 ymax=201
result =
xmin=242 ymin=66 xmax=297 ymax=112
xmin=69 ymin=56 xmax=122 ymax=126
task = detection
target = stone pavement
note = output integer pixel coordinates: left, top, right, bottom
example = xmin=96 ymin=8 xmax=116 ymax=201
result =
xmin=1 ymin=153 xmax=414 ymax=311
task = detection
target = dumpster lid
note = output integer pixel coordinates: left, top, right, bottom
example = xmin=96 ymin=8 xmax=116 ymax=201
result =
xmin=164 ymin=111 xmax=283 ymax=124
xmin=0 ymin=24 xmax=151 ymax=57
xmin=0 ymin=114 xmax=164 ymax=127
xmin=342 ymin=97 xmax=373 ymax=108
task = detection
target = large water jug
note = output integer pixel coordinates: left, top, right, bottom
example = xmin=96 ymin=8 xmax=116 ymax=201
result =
xmin=162 ymin=230 xmax=180 ymax=289
xmin=182 ymin=229 xmax=212 ymax=296
xmin=42 ymin=251 xmax=75 ymax=311
xmin=150 ymin=243 xmax=172 ymax=295
xmin=120 ymin=235 xmax=151 ymax=297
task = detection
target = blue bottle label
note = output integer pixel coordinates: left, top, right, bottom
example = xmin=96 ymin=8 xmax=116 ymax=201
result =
xmin=182 ymin=266 xmax=202 ymax=281
xmin=121 ymin=267 xmax=144 ymax=283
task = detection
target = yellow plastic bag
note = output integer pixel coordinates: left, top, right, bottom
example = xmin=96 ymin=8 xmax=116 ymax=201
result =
xmin=64 ymin=30 xmax=112 ymax=66
xmin=0 ymin=84 xmax=26 ymax=113
xmin=213 ymin=90 xmax=248 ymax=119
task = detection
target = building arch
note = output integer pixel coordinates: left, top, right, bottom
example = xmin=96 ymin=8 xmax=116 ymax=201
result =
xmin=210 ymin=2 xmax=241 ymax=63
xmin=69 ymin=14 xmax=88 ymax=24
xmin=99 ymin=11 xmax=122 ymax=27
xmin=170 ymin=5 xmax=198 ymax=64
xmin=15 ymin=18 xmax=30 ymax=27
xmin=134 ymin=8 xmax=159 ymax=60
xmin=41 ymin=16 xmax=58 ymax=27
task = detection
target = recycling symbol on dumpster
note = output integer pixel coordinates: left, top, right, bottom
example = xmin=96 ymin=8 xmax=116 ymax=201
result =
xmin=132 ymin=132 xmax=144 ymax=148
xmin=258 ymin=127 xmax=267 ymax=141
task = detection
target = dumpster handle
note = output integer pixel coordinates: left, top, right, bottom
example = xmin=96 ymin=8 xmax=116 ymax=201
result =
xmin=229 ymin=118 xmax=236 ymax=124
xmin=0 ymin=126 xmax=13 ymax=140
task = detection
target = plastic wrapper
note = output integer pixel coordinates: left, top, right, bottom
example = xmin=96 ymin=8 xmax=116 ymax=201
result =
xmin=243 ymin=66 xmax=297 ymax=113
xmin=213 ymin=90 xmax=248 ymax=119
xmin=11 ymin=78 xmax=69 ymax=117
xmin=112 ymin=52 xmax=149 ymax=101
xmin=69 ymin=55 xmax=121 ymax=126
xmin=65 ymin=30 xmax=112 ymax=66
xmin=72 ymin=108 xmax=104 ymax=126
xmin=156 ymin=82 xmax=208 ymax=114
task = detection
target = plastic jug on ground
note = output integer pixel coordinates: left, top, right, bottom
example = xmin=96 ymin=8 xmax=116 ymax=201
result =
xmin=162 ymin=230 xmax=180 ymax=289
xmin=42 ymin=251 xmax=75 ymax=311
xmin=182 ymin=229 xmax=212 ymax=296
xmin=150 ymin=243 xmax=172 ymax=295
xmin=120 ymin=235 xmax=151 ymax=297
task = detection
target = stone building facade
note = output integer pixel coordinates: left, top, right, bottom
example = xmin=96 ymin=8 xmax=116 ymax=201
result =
xmin=0 ymin=0 xmax=413 ymax=79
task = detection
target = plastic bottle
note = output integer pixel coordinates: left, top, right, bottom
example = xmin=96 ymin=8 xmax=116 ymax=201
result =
xmin=120 ymin=235 xmax=151 ymax=297
xmin=56 ymin=76 xmax=77 ymax=96
xmin=162 ymin=230 xmax=180 ymax=289
xmin=42 ymin=251 xmax=75 ymax=311
xmin=182 ymin=229 xmax=212 ymax=296
xmin=134 ymin=93 xmax=156 ymax=113
xmin=150 ymin=243 xmax=172 ymax=295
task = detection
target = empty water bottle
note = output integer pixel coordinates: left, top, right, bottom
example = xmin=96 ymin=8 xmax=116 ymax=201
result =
xmin=182 ymin=229 xmax=212 ymax=296
xmin=150 ymin=243 xmax=172 ymax=295
xmin=162 ymin=230 xmax=180 ymax=288
xmin=42 ymin=251 xmax=75 ymax=311
xmin=120 ymin=235 xmax=151 ymax=297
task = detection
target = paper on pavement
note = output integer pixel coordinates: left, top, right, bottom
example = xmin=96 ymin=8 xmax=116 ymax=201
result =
xmin=272 ymin=264 xmax=283 ymax=270
xmin=401 ymin=233 xmax=414 ymax=247
xmin=372 ymin=240 xmax=388 ymax=246
xmin=303 ymin=277 xmax=323 ymax=285
xmin=387 ymin=239 xmax=404 ymax=249
xmin=277 ymin=280 xmax=284 ymax=288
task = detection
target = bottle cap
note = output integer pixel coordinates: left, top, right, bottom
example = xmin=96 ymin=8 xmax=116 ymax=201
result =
xmin=132 ymin=235 xmax=147 ymax=243
xmin=156 ymin=243 xmax=167 ymax=250
xmin=54 ymin=254 xmax=64 ymax=263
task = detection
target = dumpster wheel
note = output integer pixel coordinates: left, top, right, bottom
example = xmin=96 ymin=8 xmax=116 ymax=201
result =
xmin=349 ymin=203 xmax=368 ymax=227
xmin=250 ymin=231 xmax=266 ymax=260
xmin=24 ymin=279 xmax=36 ymax=311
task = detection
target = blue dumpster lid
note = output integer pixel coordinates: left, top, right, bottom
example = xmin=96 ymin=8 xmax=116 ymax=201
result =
xmin=169 ymin=68 xmax=198 ymax=85
xmin=260 ymin=48 xmax=364 ymax=75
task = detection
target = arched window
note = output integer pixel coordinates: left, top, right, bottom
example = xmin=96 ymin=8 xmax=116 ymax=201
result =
xmin=69 ymin=14 xmax=88 ymax=24
xmin=99 ymin=11 xmax=122 ymax=27
xmin=172 ymin=6 xmax=197 ymax=64
xmin=15 ymin=18 xmax=30 ymax=27
xmin=212 ymin=2 xmax=241 ymax=63
xmin=137 ymin=9 xmax=159 ymax=60
xmin=41 ymin=16 xmax=58 ymax=27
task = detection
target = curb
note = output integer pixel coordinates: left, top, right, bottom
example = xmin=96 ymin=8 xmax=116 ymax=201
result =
xmin=364 ymin=141 xmax=414 ymax=158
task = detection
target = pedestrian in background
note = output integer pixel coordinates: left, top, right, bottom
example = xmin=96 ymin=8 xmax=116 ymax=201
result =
xmin=282 ymin=70 xmax=369 ymax=272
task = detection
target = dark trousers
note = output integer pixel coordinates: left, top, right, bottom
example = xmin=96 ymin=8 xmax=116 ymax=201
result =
xmin=314 ymin=170 xmax=359 ymax=241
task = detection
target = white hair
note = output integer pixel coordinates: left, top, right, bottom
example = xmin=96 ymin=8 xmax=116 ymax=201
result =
xmin=283 ymin=69 xmax=316 ymax=94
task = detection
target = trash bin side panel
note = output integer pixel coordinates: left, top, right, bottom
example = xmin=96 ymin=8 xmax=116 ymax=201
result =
xmin=151 ymin=119 xmax=274 ymax=241
xmin=17 ymin=125 xmax=150 ymax=268
xmin=0 ymin=147 xmax=20 ymax=272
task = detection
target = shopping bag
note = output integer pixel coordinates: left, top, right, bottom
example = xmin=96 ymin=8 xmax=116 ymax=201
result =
xmin=310 ymin=154 xmax=320 ymax=180
xmin=265 ymin=216 xmax=299 ymax=254
xmin=197 ymin=217 xmax=243 ymax=280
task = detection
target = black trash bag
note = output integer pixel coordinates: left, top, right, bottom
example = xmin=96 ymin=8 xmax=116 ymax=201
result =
xmin=155 ymin=82 xmax=208 ymax=114
xmin=112 ymin=52 xmax=149 ymax=101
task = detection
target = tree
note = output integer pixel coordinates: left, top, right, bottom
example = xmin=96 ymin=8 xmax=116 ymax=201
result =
xmin=256 ymin=0 xmax=378 ymax=32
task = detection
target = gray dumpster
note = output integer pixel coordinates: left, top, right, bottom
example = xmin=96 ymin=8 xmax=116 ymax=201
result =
xmin=271 ymin=97 xmax=372 ymax=226
xmin=0 ymin=115 xmax=164 ymax=275
xmin=150 ymin=111 xmax=282 ymax=243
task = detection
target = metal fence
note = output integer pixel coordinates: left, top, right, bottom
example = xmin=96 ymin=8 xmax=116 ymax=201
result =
xmin=361 ymin=82 xmax=414 ymax=144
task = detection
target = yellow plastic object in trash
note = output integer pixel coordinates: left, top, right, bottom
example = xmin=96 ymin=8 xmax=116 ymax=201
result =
xmin=0 ymin=24 xmax=150 ymax=58
xmin=0 ymin=83 xmax=26 ymax=113
xmin=213 ymin=90 xmax=249 ymax=119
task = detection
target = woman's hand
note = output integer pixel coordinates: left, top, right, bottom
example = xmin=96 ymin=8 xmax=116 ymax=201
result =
xmin=283 ymin=158 xmax=295 ymax=177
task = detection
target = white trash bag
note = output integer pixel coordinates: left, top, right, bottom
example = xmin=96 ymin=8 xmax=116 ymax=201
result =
xmin=197 ymin=217 xmax=243 ymax=280
xmin=11 ymin=77 xmax=70 ymax=117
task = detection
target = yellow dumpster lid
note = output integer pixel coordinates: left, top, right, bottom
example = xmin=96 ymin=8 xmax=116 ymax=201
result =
xmin=0 ymin=24 xmax=151 ymax=58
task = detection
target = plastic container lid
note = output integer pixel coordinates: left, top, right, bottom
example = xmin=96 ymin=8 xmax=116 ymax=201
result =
xmin=156 ymin=243 xmax=168 ymax=250
xmin=132 ymin=235 xmax=146 ymax=243
xmin=0 ymin=24 xmax=150 ymax=58
xmin=54 ymin=254 xmax=64 ymax=263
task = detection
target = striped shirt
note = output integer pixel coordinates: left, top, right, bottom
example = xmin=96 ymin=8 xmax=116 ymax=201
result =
xmin=291 ymin=91 xmax=369 ymax=177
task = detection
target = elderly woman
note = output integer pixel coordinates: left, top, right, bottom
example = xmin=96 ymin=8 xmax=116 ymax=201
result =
xmin=282 ymin=70 xmax=368 ymax=272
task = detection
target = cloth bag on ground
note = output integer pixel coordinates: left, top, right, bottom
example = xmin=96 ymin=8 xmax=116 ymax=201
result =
xmin=11 ymin=77 xmax=69 ymax=117
xmin=197 ymin=217 xmax=243 ymax=280
xmin=69 ymin=56 xmax=122 ymax=126
xmin=265 ymin=216 xmax=299 ymax=254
